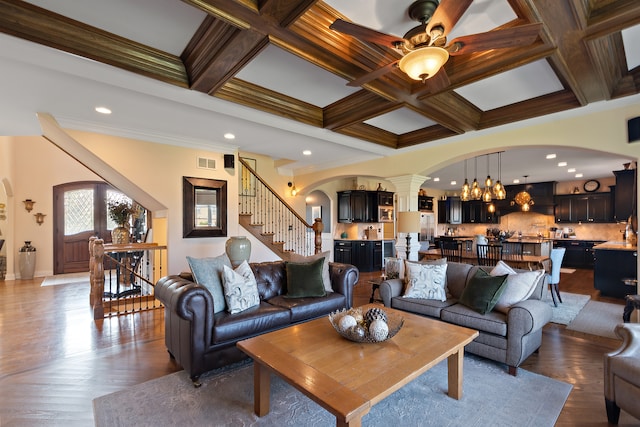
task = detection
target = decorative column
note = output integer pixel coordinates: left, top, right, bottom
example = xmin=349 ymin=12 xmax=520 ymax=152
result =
xmin=388 ymin=175 xmax=429 ymax=261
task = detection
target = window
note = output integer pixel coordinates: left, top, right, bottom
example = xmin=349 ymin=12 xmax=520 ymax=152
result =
xmin=183 ymin=177 xmax=227 ymax=238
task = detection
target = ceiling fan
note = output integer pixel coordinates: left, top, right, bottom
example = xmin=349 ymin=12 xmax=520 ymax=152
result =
xmin=329 ymin=0 xmax=542 ymax=89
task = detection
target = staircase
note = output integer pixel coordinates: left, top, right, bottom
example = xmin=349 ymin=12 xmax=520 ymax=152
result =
xmin=238 ymin=158 xmax=322 ymax=261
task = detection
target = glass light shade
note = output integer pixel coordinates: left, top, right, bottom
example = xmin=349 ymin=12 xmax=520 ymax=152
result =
xmin=398 ymin=46 xmax=449 ymax=81
xmin=484 ymin=175 xmax=493 ymax=187
xmin=470 ymin=179 xmax=482 ymax=200
xmin=493 ymin=180 xmax=506 ymax=200
xmin=522 ymin=202 xmax=531 ymax=212
xmin=461 ymin=189 xmax=470 ymax=202
xmin=514 ymin=190 xmax=532 ymax=206
xmin=482 ymin=187 xmax=492 ymax=202
xmin=488 ymin=203 xmax=496 ymax=213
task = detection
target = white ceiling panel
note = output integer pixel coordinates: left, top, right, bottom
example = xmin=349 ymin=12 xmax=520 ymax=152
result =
xmin=455 ymin=60 xmax=564 ymax=111
xmin=236 ymin=45 xmax=360 ymax=107
xmin=622 ymin=24 xmax=640 ymax=70
xmin=365 ymin=107 xmax=436 ymax=134
xmin=24 ymin=0 xmax=206 ymax=55
xmin=446 ymin=0 xmax=516 ymax=41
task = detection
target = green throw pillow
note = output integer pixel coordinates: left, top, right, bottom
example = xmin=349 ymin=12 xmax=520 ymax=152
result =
xmin=285 ymin=257 xmax=327 ymax=298
xmin=459 ymin=269 xmax=509 ymax=314
xmin=186 ymin=253 xmax=232 ymax=314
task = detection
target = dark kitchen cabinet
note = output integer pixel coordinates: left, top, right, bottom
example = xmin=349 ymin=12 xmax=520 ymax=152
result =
xmin=377 ymin=191 xmax=394 ymax=207
xmin=594 ymin=247 xmax=637 ymax=298
xmin=461 ymin=200 xmax=495 ymax=223
xmin=418 ymin=195 xmax=433 ymax=211
xmin=438 ymin=197 xmax=462 ymax=224
xmin=337 ymin=191 xmax=369 ymax=223
xmin=554 ymin=193 xmax=612 ymax=223
xmin=613 ymin=169 xmax=636 ymax=221
xmin=334 ymin=240 xmax=380 ymax=272
xmin=554 ymin=240 xmax=603 ymax=269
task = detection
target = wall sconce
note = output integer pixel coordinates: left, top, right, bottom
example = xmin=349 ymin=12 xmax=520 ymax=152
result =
xmin=288 ymin=182 xmax=298 ymax=196
xmin=23 ymin=199 xmax=35 ymax=212
xmin=34 ymin=212 xmax=46 ymax=226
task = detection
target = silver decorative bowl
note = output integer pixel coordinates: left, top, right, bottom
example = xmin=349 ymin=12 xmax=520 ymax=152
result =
xmin=328 ymin=308 xmax=404 ymax=343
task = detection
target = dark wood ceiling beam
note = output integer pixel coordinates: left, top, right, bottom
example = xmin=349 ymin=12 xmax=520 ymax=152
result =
xmin=0 ymin=0 xmax=188 ymax=87
xmin=582 ymin=0 xmax=640 ymax=40
xmin=479 ymin=91 xmax=581 ymax=129
xmin=398 ymin=126 xmax=460 ymax=149
xmin=323 ymin=91 xmax=400 ymax=131
xmin=216 ymin=78 xmax=323 ymax=127
xmin=334 ymin=123 xmax=398 ymax=148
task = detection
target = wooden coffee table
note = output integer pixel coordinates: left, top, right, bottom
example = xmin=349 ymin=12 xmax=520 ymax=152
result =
xmin=237 ymin=305 xmax=478 ymax=427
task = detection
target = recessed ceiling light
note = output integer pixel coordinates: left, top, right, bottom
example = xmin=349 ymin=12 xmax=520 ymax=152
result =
xmin=95 ymin=106 xmax=111 ymax=114
xmin=223 ymin=133 xmax=235 ymax=140
xmin=546 ymin=154 xmax=556 ymax=159
xmin=433 ymin=177 xmax=440 ymax=182
xmin=558 ymin=162 xmax=567 ymax=167
xmin=513 ymin=179 xmax=520 ymax=184
xmin=450 ymin=180 xmax=457 ymax=186
xmin=567 ymin=168 xmax=576 ymax=173
xmin=302 ymin=150 xmax=312 ymax=156
xmin=575 ymin=173 xmax=583 ymax=178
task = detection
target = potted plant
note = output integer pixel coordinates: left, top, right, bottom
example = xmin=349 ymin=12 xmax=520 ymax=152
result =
xmin=108 ymin=200 xmax=135 ymax=244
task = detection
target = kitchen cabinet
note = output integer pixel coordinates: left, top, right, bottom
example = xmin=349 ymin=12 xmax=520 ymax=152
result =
xmin=554 ymin=240 xmax=604 ymax=269
xmin=495 ymin=181 xmax=556 ymax=215
xmin=594 ymin=246 xmax=637 ymax=298
xmin=418 ymin=195 xmax=433 ymax=211
xmin=337 ymin=191 xmax=394 ymax=223
xmin=554 ymin=193 xmax=612 ymax=223
xmin=613 ymin=169 xmax=636 ymax=221
xmin=438 ymin=197 xmax=462 ymax=224
xmin=333 ymin=240 xmax=381 ymax=272
xmin=461 ymin=200 xmax=496 ymax=223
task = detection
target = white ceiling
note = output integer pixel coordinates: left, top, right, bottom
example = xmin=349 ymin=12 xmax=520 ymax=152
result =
xmin=1 ymin=0 xmax=638 ymax=182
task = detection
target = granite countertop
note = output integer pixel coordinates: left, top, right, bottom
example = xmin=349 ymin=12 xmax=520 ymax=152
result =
xmin=592 ymin=241 xmax=638 ymax=251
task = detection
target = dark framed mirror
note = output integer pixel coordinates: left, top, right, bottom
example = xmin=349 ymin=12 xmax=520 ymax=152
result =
xmin=183 ymin=176 xmax=227 ymax=238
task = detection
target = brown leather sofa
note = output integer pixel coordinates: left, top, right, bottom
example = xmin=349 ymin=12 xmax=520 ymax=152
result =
xmin=155 ymin=260 xmax=359 ymax=385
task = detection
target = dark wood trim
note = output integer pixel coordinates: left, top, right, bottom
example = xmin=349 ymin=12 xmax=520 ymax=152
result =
xmin=182 ymin=176 xmax=228 ymax=238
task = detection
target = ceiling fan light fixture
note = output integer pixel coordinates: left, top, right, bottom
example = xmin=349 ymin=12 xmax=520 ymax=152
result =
xmin=398 ymin=46 xmax=449 ymax=82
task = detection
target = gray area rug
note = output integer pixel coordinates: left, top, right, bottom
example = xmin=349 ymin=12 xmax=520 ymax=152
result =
xmin=94 ymin=355 xmax=572 ymax=427
xmin=546 ymin=291 xmax=591 ymax=325
xmin=40 ymin=272 xmax=89 ymax=286
xmin=566 ymin=300 xmax=625 ymax=339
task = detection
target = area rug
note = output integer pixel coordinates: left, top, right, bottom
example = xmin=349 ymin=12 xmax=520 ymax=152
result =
xmin=566 ymin=300 xmax=625 ymax=339
xmin=40 ymin=272 xmax=89 ymax=286
xmin=546 ymin=292 xmax=591 ymax=325
xmin=93 ymin=355 xmax=572 ymax=427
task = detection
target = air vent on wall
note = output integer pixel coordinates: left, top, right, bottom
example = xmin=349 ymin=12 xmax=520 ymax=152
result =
xmin=197 ymin=157 xmax=216 ymax=170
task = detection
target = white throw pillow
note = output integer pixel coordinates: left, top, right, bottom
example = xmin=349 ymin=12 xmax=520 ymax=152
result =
xmin=222 ymin=261 xmax=260 ymax=314
xmin=490 ymin=261 xmax=544 ymax=313
xmin=402 ymin=262 xmax=448 ymax=301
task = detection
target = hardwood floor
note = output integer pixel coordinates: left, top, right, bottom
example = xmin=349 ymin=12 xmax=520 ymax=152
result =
xmin=0 ymin=269 xmax=638 ymax=425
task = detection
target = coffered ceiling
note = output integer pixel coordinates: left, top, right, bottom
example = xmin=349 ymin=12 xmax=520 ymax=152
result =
xmin=0 ymin=0 xmax=639 ymax=178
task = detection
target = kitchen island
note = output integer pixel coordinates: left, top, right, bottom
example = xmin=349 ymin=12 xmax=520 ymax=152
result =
xmin=593 ymin=241 xmax=638 ymax=298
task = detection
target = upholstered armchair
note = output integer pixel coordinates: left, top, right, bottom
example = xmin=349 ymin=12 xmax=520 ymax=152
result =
xmin=604 ymin=323 xmax=640 ymax=424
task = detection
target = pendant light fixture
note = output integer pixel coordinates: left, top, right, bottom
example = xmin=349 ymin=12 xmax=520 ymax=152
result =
xmin=512 ymin=175 xmax=534 ymax=211
xmin=482 ymin=154 xmax=493 ymax=202
xmin=460 ymin=159 xmax=470 ymax=202
xmin=493 ymin=152 xmax=506 ymax=200
xmin=470 ymin=156 xmax=482 ymax=200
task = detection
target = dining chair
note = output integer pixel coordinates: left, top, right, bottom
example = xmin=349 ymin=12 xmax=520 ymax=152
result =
xmin=440 ymin=239 xmax=462 ymax=262
xmin=547 ymin=247 xmax=566 ymax=307
xmin=476 ymin=244 xmax=503 ymax=266
xmin=502 ymin=242 xmax=524 ymax=260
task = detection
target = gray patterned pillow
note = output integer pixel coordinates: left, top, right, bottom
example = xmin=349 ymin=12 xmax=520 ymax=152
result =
xmin=221 ymin=261 xmax=260 ymax=314
xmin=402 ymin=262 xmax=448 ymax=301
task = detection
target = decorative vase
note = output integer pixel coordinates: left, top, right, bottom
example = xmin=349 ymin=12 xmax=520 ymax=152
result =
xmin=111 ymin=226 xmax=130 ymax=244
xmin=19 ymin=241 xmax=36 ymax=280
xmin=225 ymin=236 xmax=251 ymax=268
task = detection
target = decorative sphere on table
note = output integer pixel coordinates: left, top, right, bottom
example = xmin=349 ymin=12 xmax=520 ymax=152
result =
xmin=349 ymin=324 xmax=367 ymax=340
xmin=347 ymin=308 xmax=364 ymax=324
xmin=369 ymin=319 xmax=389 ymax=342
xmin=364 ymin=307 xmax=388 ymax=325
xmin=338 ymin=315 xmax=357 ymax=332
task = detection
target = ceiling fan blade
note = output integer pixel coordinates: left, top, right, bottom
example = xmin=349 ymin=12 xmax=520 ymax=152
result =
xmin=427 ymin=67 xmax=450 ymax=92
xmin=330 ymin=19 xmax=405 ymax=48
xmin=346 ymin=60 xmax=399 ymax=87
xmin=447 ymin=23 xmax=543 ymax=55
xmin=426 ymin=0 xmax=473 ymax=37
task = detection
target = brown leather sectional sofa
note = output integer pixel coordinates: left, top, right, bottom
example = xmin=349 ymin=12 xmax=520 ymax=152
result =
xmin=155 ymin=260 xmax=359 ymax=385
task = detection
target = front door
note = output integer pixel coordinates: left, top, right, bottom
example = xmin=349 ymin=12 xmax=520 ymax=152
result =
xmin=53 ymin=182 xmax=118 ymax=274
